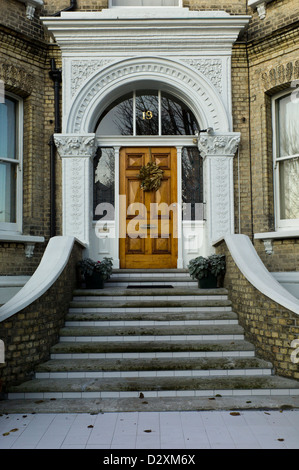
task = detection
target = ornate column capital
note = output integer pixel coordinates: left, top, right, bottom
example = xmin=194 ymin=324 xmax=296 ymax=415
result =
xmin=197 ymin=132 xmax=240 ymax=158
xmin=54 ymin=133 xmax=97 ymax=159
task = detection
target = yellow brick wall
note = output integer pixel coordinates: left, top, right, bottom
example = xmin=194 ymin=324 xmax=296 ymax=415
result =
xmin=217 ymin=239 xmax=299 ymax=380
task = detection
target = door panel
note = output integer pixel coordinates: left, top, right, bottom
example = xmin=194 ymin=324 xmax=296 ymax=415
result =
xmin=119 ymin=147 xmax=177 ymax=268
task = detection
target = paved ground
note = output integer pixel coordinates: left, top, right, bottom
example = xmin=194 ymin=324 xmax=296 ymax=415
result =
xmin=1 ymin=409 xmax=299 ymax=449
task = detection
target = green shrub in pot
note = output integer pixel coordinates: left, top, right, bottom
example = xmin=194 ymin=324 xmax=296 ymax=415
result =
xmin=188 ymin=254 xmax=226 ymax=288
xmin=77 ymin=257 xmax=113 ymax=288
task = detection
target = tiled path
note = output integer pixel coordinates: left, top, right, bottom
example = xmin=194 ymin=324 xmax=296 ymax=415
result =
xmin=0 ymin=410 xmax=299 ymax=449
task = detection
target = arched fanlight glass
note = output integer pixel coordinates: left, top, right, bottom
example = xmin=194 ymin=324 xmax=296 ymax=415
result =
xmin=95 ymin=90 xmax=199 ymax=136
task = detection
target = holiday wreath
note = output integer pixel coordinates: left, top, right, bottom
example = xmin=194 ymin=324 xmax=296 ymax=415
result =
xmin=139 ymin=150 xmax=164 ymax=192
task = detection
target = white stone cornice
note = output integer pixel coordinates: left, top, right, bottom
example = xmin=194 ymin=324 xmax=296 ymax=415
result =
xmin=41 ymin=11 xmax=250 ymax=53
xmin=17 ymin=0 xmax=43 ymax=20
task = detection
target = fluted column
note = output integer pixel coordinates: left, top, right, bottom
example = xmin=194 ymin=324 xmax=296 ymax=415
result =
xmin=54 ymin=134 xmax=97 ymax=245
xmin=197 ymin=133 xmax=240 ymax=245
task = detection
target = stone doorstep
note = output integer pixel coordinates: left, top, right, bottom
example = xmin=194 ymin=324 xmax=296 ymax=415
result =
xmin=69 ymin=301 xmax=232 ymax=310
xmin=65 ymin=310 xmax=239 ymax=322
xmin=7 ymin=375 xmax=299 ymax=397
xmin=2 ymin=395 xmax=299 ymax=414
xmin=58 ymin=323 xmax=244 ymax=337
xmin=111 ymin=269 xmax=189 ymax=273
xmin=73 ymin=287 xmax=228 ymax=297
xmin=34 ymin=356 xmax=273 ymax=374
xmin=49 ymin=339 xmax=257 ymax=354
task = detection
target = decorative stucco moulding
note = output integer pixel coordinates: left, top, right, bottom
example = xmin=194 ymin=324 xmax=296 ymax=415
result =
xmin=248 ymin=0 xmax=273 ymax=20
xmin=17 ymin=0 xmax=44 ymax=20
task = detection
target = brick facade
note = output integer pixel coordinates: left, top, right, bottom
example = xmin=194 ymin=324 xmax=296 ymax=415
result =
xmin=0 ymin=0 xmax=298 ymax=382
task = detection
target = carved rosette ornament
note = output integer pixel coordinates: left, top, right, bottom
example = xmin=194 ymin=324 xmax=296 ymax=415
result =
xmin=197 ymin=133 xmax=240 ymax=243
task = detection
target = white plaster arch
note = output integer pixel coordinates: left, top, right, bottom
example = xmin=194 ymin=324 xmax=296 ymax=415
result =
xmin=65 ymin=56 xmax=231 ymax=135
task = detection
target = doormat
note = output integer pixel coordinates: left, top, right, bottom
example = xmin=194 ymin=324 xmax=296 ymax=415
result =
xmin=127 ymin=285 xmax=173 ymax=289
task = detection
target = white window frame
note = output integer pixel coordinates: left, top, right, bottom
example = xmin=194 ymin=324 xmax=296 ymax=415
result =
xmin=109 ymin=0 xmax=182 ymax=8
xmin=272 ymin=88 xmax=299 ymax=230
xmin=0 ymin=92 xmax=23 ymax=234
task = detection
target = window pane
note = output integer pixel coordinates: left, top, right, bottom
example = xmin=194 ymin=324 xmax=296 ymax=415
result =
xmin=96 ymin=93 xmax=133 ymax=136
xmin=161 ymin=92 xmax=199 ymax=135
xmin=182 ymin=147 xmax=203 ymax=220
xmin=0 ymin=162 xmax=16 ymax=223
xmin=135 ymin=91 xmax=159 ymax=135
xmin=94 ymin=148 xmax=115 ymax=220
xmin=277 ymin=94 xmax=299 ymax=158
xmin=0 ymin=97 xmax=17 ymax=159
xmin=279 ymin=158 xmax=299 ymax=219
xmin=111 ymin=0 xmax=179 ymax=6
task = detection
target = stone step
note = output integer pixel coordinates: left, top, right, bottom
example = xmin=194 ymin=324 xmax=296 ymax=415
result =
xmin=112 ymin=269 xmax=189 ymax=274
xmin=65 ymin=310 xmax=239 ymax=323
xmin=35 ymin=357 xmax=273 ymax=378
xmin=50 ymin=339 xmax=256 ymax=357
xmin=68 ymin=300 xmax=232 ymax=312
xmin=107 ymin=279 xmax=198 ymax=287
xmin=58 ymin=324 xmax=245 ymax=342
xmin=72 ymin=287 xmax=227 ymax=298
xmin=8 ymin=375 xmax=299 ymax=400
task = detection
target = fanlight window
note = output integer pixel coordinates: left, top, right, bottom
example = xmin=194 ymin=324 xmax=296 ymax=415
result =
xmin=96 ymin=90 xmax=199 ymax=136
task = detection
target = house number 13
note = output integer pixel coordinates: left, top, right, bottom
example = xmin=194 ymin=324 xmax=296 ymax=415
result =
xmin=142 ymin=110 xmax=153 ymax=120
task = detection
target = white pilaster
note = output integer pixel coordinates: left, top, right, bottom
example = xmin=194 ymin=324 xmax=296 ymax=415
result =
xmin=198 ymin=133 xmax=240 ymax=245
xmin=54 ymin=134 xmax=96 ymax=245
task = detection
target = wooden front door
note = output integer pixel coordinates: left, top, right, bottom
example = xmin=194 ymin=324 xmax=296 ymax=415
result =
xmin=119 ymin=147 xmax=178 ymax=269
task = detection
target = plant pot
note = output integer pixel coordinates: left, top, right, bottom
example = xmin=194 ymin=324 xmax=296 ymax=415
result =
xmin=85 ymin=272 xmax=104 ymax=289
xmin=198 ymin=273 xmax=218 ymax=289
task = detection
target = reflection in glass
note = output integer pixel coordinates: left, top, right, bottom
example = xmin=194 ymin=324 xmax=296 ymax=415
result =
xmin=277 ymin=94 xmax=299 ymax=158
xmin=276 ymin=93 xmax=299 ymax=220
xmin=0 ymin=97 xmax=17 ymax=159
xmin=136 ymin=91 xmax=159 ymax=135
xmin=279 ymin=159 xmax=299 ymax=219
xmin=94 ymin=148 xmax=115 ymax=220
xmin=182 ymin=147 xmax=203 ymax=220
xmin=96 ymin=90 xmax=200 ymax=136
xmin=0 ymin=162 xmax=16 ymax=223
xmin=96 ymin=93 xmax=133 ymax=136
xmin=162 ymin=92 xmax=198 ymax=135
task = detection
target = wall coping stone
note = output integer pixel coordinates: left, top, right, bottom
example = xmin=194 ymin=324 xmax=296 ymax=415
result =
xmin=0 ymin=236 xmax=85 ymax=323
xmin=216 ymin=234 xmax=299 ymax=315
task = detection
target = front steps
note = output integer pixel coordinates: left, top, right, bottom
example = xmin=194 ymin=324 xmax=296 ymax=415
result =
xmin=5 ymin=269 xmax=299 ymax=411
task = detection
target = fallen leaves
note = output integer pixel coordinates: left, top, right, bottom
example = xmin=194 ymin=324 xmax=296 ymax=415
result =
xmin=2 ymin=428 xmax=19 ymax=436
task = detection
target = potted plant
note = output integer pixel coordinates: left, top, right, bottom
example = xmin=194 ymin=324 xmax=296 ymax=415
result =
xmin=77 ymin=257 xmax=113 ymax=289
xmin=188 ymin=254 xmax=226 ymax=288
